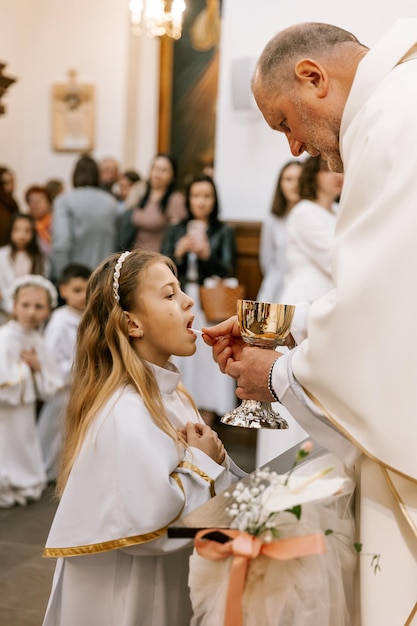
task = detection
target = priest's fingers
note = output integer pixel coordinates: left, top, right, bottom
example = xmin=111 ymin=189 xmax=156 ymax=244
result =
xmin=202 ymin=316 xmax=240 ymax=347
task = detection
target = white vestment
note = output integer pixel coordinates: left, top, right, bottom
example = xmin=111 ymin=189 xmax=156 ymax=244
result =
xmin=0 ymin=320 xmax=63 ymax=507
xmin=37 ymin=306 xmax=81 ymax=481
xmin=43 ymin=361 xmax=243 ymax=626
xmin=273 ymin=19 xmax=417 ymax=625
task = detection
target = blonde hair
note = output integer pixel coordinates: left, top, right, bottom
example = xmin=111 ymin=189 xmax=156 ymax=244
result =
xmin=56 ymin=249 xmax=197 ymax=497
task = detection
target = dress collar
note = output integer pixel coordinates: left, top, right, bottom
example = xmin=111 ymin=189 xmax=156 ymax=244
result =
xmin=148 ymin=359 xmax=182 ymax=394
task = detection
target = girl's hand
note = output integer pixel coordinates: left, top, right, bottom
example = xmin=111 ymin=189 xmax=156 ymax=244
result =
xmin=184 ymin=422 xmax=226 ymax=464
xmin=20 ymin=348 xmax=41 ymax=372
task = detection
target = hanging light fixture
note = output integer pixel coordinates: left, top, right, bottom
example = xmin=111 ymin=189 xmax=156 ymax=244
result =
xmin=129 ymin=0 xmax=186 ymax=40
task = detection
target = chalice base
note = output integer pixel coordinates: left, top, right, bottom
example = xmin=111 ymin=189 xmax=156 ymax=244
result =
xmin=221 ymin=400 xmax=289 ymax=429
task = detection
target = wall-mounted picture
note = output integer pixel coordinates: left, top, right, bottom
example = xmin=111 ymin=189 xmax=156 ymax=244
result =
xmin=51 ymin=69 xmax=95 ymax=152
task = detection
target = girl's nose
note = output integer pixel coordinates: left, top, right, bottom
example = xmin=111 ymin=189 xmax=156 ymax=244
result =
xmin=183 ymin=293 xmax=194 ymax=309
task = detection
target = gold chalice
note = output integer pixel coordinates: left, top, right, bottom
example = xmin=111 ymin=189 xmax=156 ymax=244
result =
xmin=221 ymin=299 xmax=295 ymax=429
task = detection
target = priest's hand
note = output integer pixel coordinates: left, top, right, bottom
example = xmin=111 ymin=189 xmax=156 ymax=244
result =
xmin=202 ymin=316 xmax=245 ymax=373
xmin=203 ymin=316 xmax=284 ymax=401
xmin=227 ymin=345 xmax=282 ymax=402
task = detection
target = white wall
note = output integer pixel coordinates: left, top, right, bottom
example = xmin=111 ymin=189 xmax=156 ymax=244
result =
xmin=0 ymin=0 xmax=159 ymax=205
xmin=215 ymin=0 xmax=417 ymax=221
xmin=1 ymin=0 xmax=416 ymax=217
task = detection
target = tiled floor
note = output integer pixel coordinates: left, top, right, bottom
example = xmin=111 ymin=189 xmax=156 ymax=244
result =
xmin=0 ymin=484 xmax=57 ymax=626
xmin=0 ymin=423 xmax=257 ymax=626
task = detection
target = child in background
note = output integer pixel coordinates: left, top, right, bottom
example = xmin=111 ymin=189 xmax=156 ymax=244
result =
xmin=42 ymin=249 xmax=243 ymax=626
xmin=0 ymin=213 xmax=48 ymax=325
xmin=38 ymin=263 xmax=92 ymax=482
xmin=0 ymin=275 xmax=63 ymax=508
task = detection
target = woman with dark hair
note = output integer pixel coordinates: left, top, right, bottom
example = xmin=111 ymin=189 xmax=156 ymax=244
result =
xmin=25 ymin=185 xmax=53 ymax=257
xmin=50 ymin=154 xmax=118 ymax=281
xmin=257 ymin=160 xmax=303 ymax=302
xmin=280 ymin=156 xmax=344 ymax=304
xmin=162 ymin=173 xmax=236 ymax=421
xmin=119 ymin=153 xmax=186 ymax=252
xmin=0 ymin=166 xmax=20 ymax=247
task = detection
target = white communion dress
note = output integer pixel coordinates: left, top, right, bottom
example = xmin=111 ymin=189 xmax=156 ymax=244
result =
xmin=42 ymin=361 xmax=243 ymax=626
xmin=0 ymin=320 xmax=63 ymax=507
xmin=37 ymin=305 xmax=81 ymax=481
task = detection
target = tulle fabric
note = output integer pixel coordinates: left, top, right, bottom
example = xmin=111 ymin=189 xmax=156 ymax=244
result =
xmin=189 ymin=454 xmax=356 ymax=626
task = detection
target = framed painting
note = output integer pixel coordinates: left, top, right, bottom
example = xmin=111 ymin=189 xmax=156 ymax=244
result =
xmin=51 ymin=69 xmax=95 ymax=152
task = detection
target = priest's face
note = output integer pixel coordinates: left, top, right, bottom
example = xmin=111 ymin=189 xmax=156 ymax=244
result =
xmin=253 ymin=74 xmax=344 ymax=173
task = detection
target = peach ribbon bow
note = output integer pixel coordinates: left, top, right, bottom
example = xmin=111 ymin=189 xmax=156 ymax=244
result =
xmin=194 ymin=528 xmax=326 ymax=626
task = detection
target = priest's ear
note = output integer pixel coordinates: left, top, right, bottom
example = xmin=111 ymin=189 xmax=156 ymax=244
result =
xmin=294 ymin=58 xmax=329 ymax=98
xmin=123 ymin=312 xmax=143 ymax=338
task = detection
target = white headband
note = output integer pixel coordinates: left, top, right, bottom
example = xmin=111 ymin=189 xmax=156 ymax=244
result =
xmin=113 ymin=251 xmax=131 ymax=302
xmin=10 ymin=274 xmax=58 ymax=308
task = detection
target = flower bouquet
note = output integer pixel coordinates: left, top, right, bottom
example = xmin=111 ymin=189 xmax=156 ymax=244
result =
xmin=189 ymin=444 xmax=357 ymax=626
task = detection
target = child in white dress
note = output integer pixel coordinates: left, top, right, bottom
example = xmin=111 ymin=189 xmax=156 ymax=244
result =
xmin=37 ymin=263 xmax=92 ymax=481
xmin=0 ymin=275 xmax=63 ymax=507
xmin=0 ymin=213 xmax=48 ymax=325
xmin=42 ymin=249 xmax=243 ymax=626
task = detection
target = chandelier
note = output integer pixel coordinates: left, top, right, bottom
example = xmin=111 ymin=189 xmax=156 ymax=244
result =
xmin=129 ymin=0 xmax=186 ymax=40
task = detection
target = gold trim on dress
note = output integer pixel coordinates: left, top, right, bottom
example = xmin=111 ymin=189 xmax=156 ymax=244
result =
xmin=177 ymin=460 xmax=216 ymax=497
xmin=43 ymin=471 xmax=188 ymax=559
xmin=43 ymin=526 xmax=168 ymax=558
xmin=0 ymin=363 xmax=24 ymax=389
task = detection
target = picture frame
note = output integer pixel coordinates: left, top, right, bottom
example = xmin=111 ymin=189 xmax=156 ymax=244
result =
xmin=51 ymin=69 xmax=95 ymax=152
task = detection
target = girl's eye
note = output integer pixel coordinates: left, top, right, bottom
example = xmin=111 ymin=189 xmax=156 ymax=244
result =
xmin=166 ymin=292 xmax=175 ymax=300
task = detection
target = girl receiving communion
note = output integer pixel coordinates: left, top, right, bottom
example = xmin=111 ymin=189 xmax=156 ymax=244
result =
xmin=42 ymin=249 xmax=243 ymax=626
xmin=0 ymin=275 xmax=63 ymax=507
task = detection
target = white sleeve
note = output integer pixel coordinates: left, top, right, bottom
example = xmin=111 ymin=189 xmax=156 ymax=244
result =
xmin=288 ymin=206 xmax=334 ymax=276
xmin=272 ymin=350 xmax=359 ymax=468
xmin=32 ymin=337 xmax=64 ymax=400
xmin=44 ymin=318 xmax=74 ymax=380
xmin=291 ymin=301 xmax=310 ymax=345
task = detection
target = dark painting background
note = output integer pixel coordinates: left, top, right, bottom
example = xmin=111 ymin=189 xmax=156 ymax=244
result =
xmin=169 ymin=0 xmax=221 ymax=186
